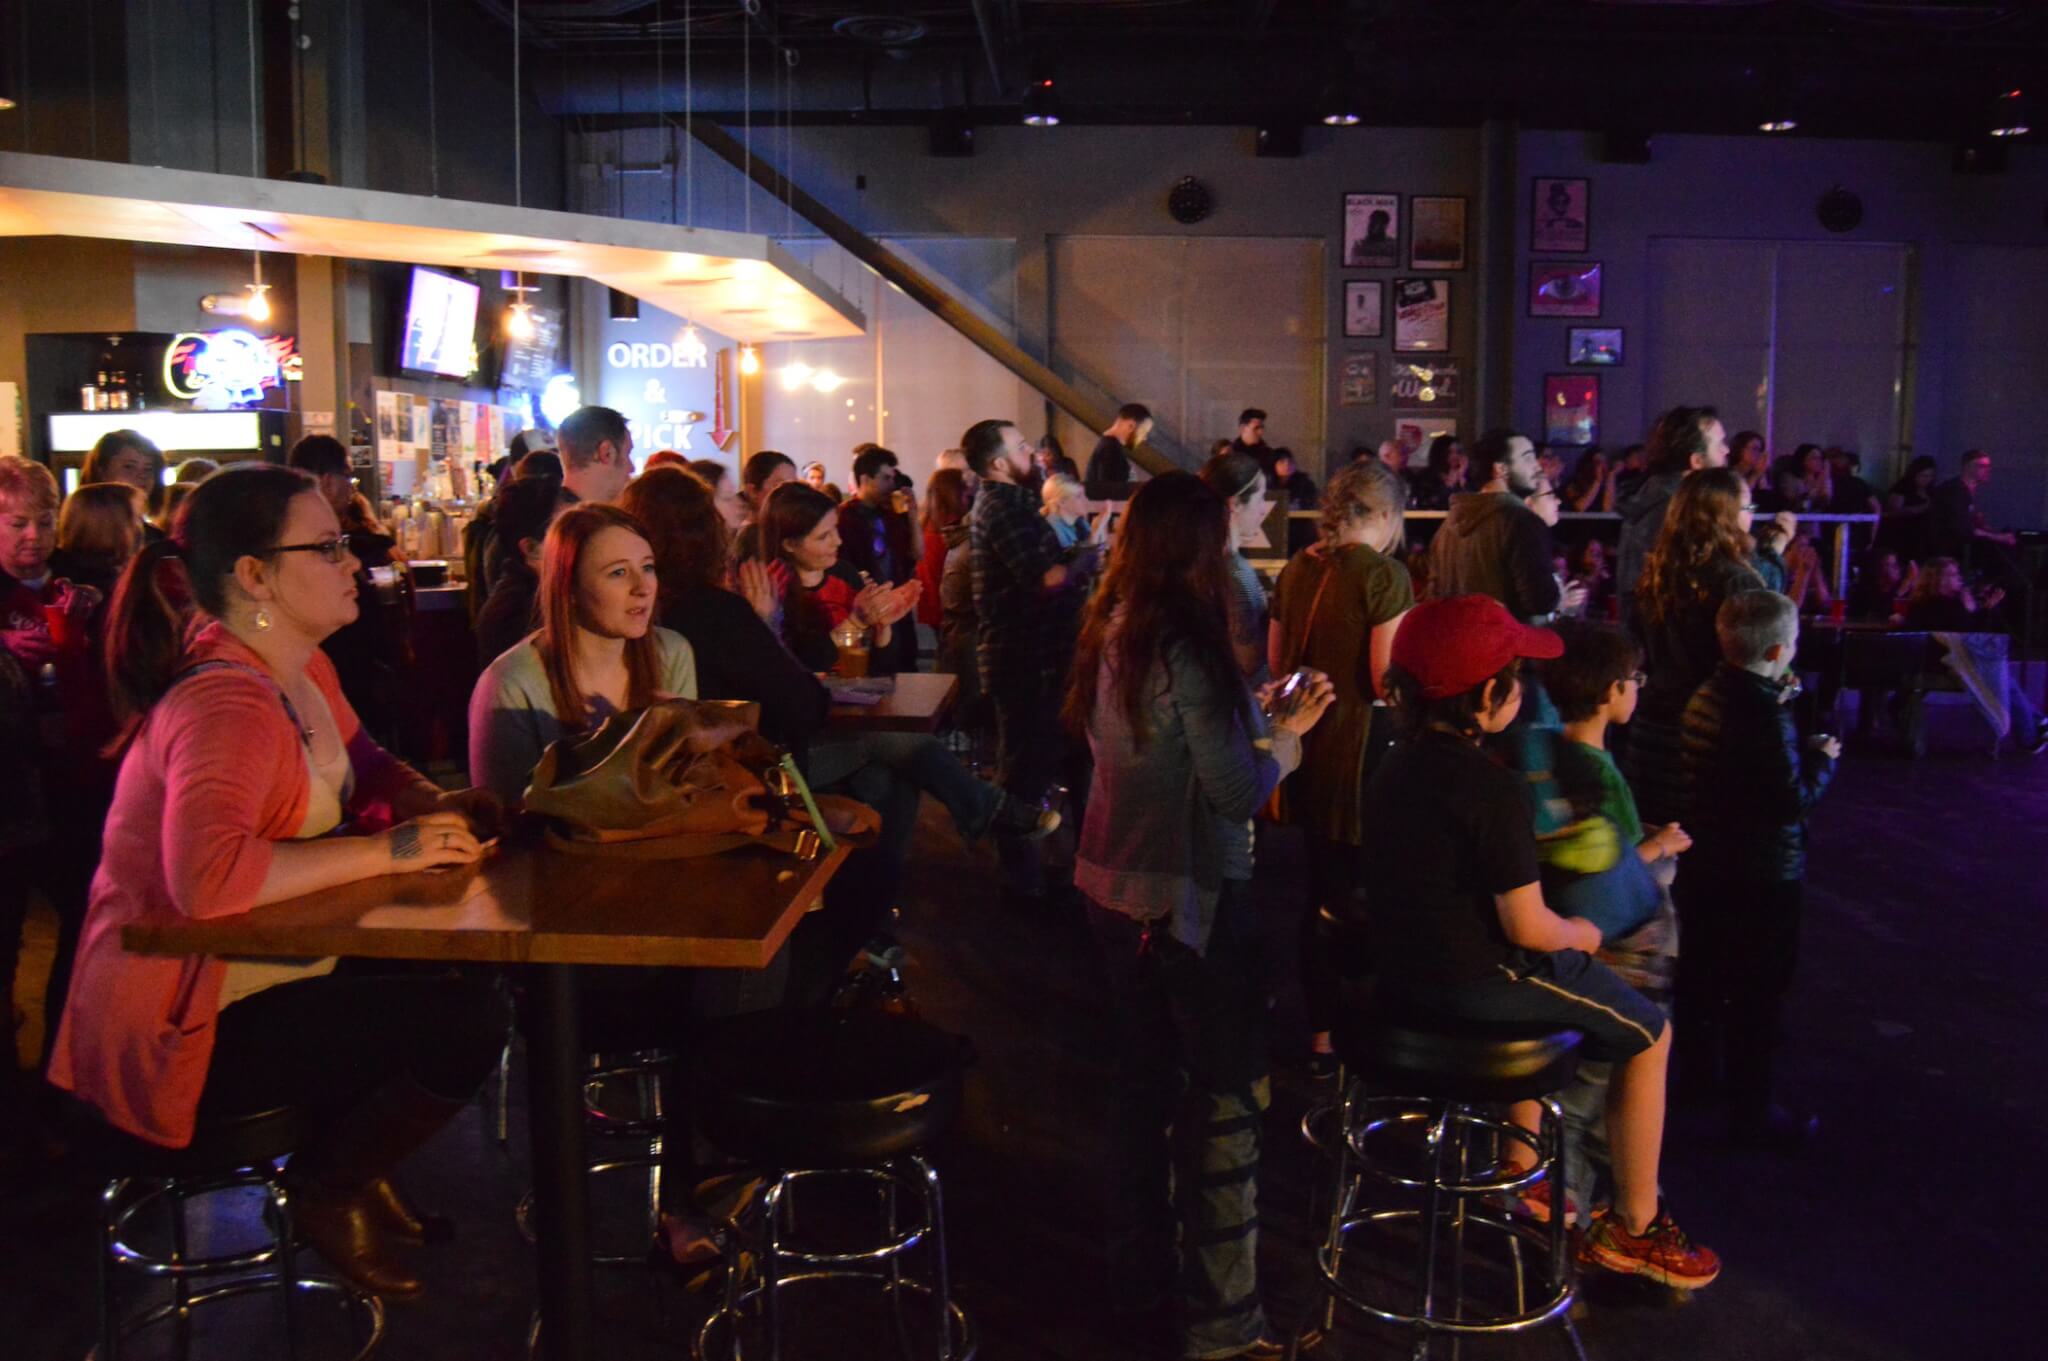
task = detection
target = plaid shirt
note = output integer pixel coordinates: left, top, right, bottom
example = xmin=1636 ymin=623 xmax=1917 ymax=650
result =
xmin=969 ymin=479 xmax=1071 ymax=693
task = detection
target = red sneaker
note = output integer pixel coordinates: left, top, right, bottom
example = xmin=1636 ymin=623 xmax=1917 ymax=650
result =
xmin=1512 ymin=1174 xmax=1579 ymax=1228
xmin=1578 ymin=1206 xmax=1721 ymax=1289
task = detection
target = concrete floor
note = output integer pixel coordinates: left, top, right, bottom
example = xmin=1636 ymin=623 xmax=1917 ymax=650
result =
xmin=3 ymin=700 xmax=2042 ymax=1360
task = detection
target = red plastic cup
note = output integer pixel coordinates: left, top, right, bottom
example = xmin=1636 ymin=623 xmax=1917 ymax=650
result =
xmin=42 ymin=599 xmax=72 ymax=653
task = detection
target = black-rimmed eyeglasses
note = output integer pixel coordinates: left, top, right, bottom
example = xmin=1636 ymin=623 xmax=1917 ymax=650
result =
xmin=270 ymin=538 xmax=352 ymax=564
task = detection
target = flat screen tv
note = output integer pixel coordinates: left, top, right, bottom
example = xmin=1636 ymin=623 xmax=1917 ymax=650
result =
xmin=398 ymin=267 xmax=480 ymax=378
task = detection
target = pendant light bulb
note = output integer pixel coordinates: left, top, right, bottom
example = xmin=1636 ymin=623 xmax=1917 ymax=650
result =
xmin=504 ymin=271 xmax=538 ymax=340
xmin=739 ymin=343 xmax=761 ymax=376
xmin=244 ymin=251 xmax=271 ymax=323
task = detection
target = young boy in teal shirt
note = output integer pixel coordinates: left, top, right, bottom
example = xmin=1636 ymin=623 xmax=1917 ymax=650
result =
xmin=1522 ymin=621 xmax=1691 ymax=1225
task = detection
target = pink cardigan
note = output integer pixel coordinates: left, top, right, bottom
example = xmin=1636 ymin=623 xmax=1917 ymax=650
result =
xmin=49 ymin=623 xmax=416 ymax=1147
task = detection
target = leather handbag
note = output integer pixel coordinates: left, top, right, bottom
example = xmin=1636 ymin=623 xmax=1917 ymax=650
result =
xmin=524 ymin=699 xmax=878 ymax=858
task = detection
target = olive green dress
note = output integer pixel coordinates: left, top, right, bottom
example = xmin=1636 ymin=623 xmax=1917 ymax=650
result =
xmin=1269 ymin=542 xmax=1414 ymax=844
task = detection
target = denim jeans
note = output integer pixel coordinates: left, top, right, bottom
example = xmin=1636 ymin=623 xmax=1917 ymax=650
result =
xmin=806 ymin=729 xmax=1003 ymax=869
xmin=1088 ymin=881 xmax=1270 ymax=1357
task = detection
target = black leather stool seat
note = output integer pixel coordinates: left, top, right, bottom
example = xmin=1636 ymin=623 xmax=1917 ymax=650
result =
xmin=1335 ymin=1012 xmax=1583 ymax=1105
xmin=76 ymin=1101 xmax=316 ymax=1179
xmin=694 ymin=1010 xmax=972 ymax=1165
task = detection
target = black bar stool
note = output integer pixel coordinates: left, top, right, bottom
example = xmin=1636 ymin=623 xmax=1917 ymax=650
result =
xmin=82 ymin=1102 xmax=385 ymax=1361
xmin=689 ymin=1009 xmax=975 ymax=1361
xmin=1295 ymin=1009 xmax=1587 ymax=1361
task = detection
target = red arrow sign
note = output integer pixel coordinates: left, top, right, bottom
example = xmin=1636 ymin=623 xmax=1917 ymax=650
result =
xmin=707 ymin=349 xmax=736 ymax=450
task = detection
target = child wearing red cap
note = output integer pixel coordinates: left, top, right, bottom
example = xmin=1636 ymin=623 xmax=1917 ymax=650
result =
xmin=1360 ymin=594 xmax=1721 ymax=1290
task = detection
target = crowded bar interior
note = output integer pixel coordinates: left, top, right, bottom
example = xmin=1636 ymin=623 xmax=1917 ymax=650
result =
xmin=1 ymin=1 xmax=2044 ymax=1359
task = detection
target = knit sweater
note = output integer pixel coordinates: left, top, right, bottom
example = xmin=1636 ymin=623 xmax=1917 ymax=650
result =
xmin=48 ymin=624 xmax=418 ymax=1146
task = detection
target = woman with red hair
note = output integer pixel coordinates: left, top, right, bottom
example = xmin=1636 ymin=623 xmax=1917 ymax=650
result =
xmin=468 ymin=503 xmax=698 ymax=805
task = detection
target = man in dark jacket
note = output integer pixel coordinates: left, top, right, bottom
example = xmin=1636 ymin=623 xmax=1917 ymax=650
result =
xmin=1677 ymin=590 xmax=1838 ymax=1150
xmin=836 ymin=445 xmax=920 ymax=671
xmin=1616 ymin=406 xmax=1728 ymax=629
xmin=1427 ymin=428 xmax=1561 ymax=621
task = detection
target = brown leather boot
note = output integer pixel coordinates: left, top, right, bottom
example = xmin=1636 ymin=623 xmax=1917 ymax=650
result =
xmin=284 ymin=1078 xmax=469 ymax=1300
xmin=286 ymin=1180 xmax=426 ymax=1299
xmin=363 ymin=1175 xmax=456 ymax=1245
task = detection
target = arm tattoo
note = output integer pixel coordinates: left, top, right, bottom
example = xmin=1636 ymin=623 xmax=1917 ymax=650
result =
xmin=390 ymin=824 xmax=423 ymax=860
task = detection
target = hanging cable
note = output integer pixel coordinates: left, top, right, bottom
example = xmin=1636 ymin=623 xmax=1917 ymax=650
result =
xmin=247 ymin=0 xmax=259 ymax=177
xmin=656 ymin=0 xmax=670 ymax=224
xmin=513 ymin=0 xmax=523 ymax=208
xmin=428 ymin=0 xmax=439 ymax=195
xmin=742 ymin=0 xmax=753 ymax=235
xmin=684 ymin=0 xmax=694 ymax=228
xmin=783 ymin=45 xmax=796 ymax=238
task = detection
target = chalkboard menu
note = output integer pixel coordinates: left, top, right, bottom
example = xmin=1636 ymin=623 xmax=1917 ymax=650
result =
xmin=496 ymin=306 xmax=562 ymax=392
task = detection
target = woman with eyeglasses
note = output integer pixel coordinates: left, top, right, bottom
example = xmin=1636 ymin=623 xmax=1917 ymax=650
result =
xmin=49 ymin=464 xmax=508 ymax=1301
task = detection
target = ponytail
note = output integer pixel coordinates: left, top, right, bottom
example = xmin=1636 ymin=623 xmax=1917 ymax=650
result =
xmin=102 ymin=463 xmax=315 ymax=736
xmin=104 ymin=538 xmax=191 ymax=732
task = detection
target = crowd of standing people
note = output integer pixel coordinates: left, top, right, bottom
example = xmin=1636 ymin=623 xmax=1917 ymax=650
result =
xmin=0 ymin=399 xmax=2035 ymax=1356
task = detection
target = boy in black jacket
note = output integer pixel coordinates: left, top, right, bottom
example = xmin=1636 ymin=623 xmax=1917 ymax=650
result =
xmin=1677 ymin=590 xmax=1838 ymax=1149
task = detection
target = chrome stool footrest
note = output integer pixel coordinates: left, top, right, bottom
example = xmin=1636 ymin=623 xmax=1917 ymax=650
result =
xmin=694 ymin=1155 xmax=973 ymax=1361
xmin=96 ymin=1169 xmax=385 ymax=1361
xmin=1296 ymin=1082 xmax=1585 ymax=1361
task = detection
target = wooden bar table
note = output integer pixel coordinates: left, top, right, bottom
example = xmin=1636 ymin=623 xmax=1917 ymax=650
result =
xmin=123 ymin=836 xmax=850 ymax=1361
xmin=825 ymin=670 xmax=959 ymax=733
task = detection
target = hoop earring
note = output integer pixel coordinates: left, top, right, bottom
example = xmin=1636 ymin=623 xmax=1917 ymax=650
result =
xmin=254 ymin=608 xmax=273 ymax=632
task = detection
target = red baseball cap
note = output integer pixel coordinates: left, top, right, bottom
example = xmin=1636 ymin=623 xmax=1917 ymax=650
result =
xmin=1391 ymin=595 xmax=1563 ymax=699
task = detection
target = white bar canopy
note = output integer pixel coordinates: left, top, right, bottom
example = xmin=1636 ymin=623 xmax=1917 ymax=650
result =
xmin=0 ymin=152 xmax=865 ymax=343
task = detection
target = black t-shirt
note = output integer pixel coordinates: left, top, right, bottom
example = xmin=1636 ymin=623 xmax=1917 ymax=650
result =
xmin=1929 ymin=478 xmax=1978 ymax=559
xmin=1085 ymin=435 xmax=1130 ymax=486
xmin=1361 ymin=731 xmax=1540 ymax=985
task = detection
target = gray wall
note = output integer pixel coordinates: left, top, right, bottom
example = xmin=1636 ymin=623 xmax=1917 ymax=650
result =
xmin=573 ymin=122 xmax=1485 ymax=468
xmin=1510 ymin=131 xmax=2048 ymax=516
xmin=571 ymin=121 xmax=2048 ymax=522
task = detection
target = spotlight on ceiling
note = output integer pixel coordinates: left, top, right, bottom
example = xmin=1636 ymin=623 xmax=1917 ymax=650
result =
xmin=1990 ymin=88 xmax=2031 ymax=138
xmin=608 ymin=288 xmax=640 ymax=322
xmin=1022 ymin=73 xmax=1060 ymax=128
xmin=1759 ymin=118 xmax=1798 ymax=134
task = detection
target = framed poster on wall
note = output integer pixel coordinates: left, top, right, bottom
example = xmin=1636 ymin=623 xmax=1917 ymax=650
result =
xmin=1567 ymin=327 xmax=1624 ymax=366
xmin=1543 ymin=373 xmax=1600 ymax=447
xmin=1530 ymin=262 xmax=1603 ymax=318
xmin=1531 ymin=177 xmax=1591 ymax=253
xmin=1389 ymin=359 xmax=1459 ymax=412
xmin=1343 ymin=193 xmax=1400 ymax=269
xmin=1409 ymin=196 xmax=1468 ymax=270
xmin=1339 ymin=352 xmax=1378 ymax=407
xmin=1393 ymin=416 xmax=1457 ymax=467
xmin=1343 ymin=280 xmax=1384 ymax=338
xmin=1393 ymin=278 xmax=1451 ymax=352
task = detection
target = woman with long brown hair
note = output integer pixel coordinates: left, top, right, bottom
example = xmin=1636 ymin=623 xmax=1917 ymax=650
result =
xmin=468 ymin=503 xmax=698 ymax=805
xmin=618 ymin=464 xmax=827 ymax=749
xmin=51 ymin=464 xmax=506 ymax=1300
xmin=1067 ymin=472 xmax=1333 ymax=1361
xmin=1627 ymin=466 xmax=1763 ymax=825
xmin=917 ymin=466 xmax=971 ymax=629
xmin=51 ymin=482 xmax=147 ymax=594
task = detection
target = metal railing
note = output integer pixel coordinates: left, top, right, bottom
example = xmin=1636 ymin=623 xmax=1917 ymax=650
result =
xmin=1278 ymin=509 xmax=1881 ymax=600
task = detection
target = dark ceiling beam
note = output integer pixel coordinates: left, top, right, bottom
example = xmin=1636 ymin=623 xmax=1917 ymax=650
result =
xmin=968 ymin=0 xmax=1013 ymax=91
